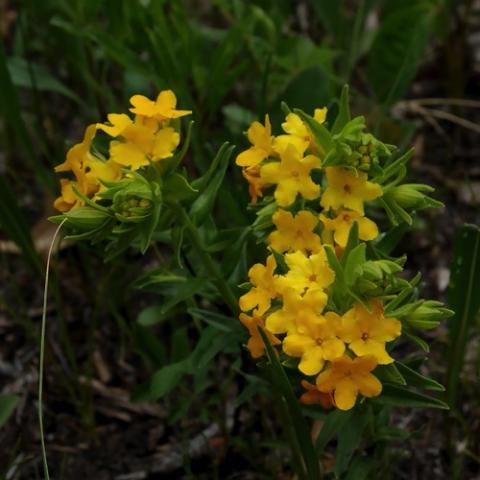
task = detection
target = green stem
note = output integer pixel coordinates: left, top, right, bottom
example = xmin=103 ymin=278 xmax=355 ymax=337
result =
xmin=178 ymin=206 xmax=238 ymax=315
xmin=39 ymin=219 xmax=66 ymax=480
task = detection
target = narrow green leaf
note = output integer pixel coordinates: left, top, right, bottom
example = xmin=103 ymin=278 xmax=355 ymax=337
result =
xmin=396 ymin=361 xmax=445 ymax=392
xmin=0 ymin=394 xmax=19 ymax=428
xmin=335 ymin=408 xmax=370 ymax=476
xmin=294 ymin=109 xmax=333 ymax=155
xmin=258 ymin=328 xmax=321 ymax=480
xmin=331 ymin=84 xmax=351 ymax=134
xmin=375 ymin=384 xmax=449 ymax=410
xmin=0 ymin=42 xmax=54 ymax=191
xmin=315 ymin=408 xmax=354 ymax=453
xmin=344 ymin=244 xmax=366 ymax=286
xmin=446 ymin=224 xmax=480 ymax=406
xmin=190 ymin=145 xmax=234 ymax=224
xmin=375 ymin=364 xmax=406 ymax=386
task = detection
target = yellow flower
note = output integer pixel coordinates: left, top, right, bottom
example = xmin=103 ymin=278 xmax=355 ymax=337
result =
xmin=279 ymin=249 xmax=335 ymax=294
xmin=236 ymin=115 xmax=274 ymax=169
xmin=321 ymin=167 xmax=383 ymax=215
xmin=273 ymin=108 xmax=327 ymax=155
xmin=55 ymin=124 xmax=97 ymax=195
xmin=268 ymin=210 xmax=321 ymax=254
xmin=319 ymin=209 xmax=379 ymax=247
xmin=339 ymin=301 xmax=401 ymax=365
xmin=266 ymin=287 xmax=328 ymax=334
xmin=129 ymin=90 xmax=192 ymax=120
xmin=242 ymin=166 xmax=265 ymax=204
xmin=53 ymin=179 xmax=85 ymax=212
xmin=316 ymin=355 xmax=382 ymax=410
xmin=283 ymin=310 xmax=344 ymax=375
xmin=98 ymin=114 xmax=180 ymax=170
xmin=239 ymin=309 xmax=280 ymax=359
xmin=299 ymin=380 xmax=333 ymax=408
xmin=260 ymin=145 xmax=321 ymax=207
xmin=239 ymin=255 xmax=278 ymax=315
xmin=54 ymin=125 xmax=122 ymax=211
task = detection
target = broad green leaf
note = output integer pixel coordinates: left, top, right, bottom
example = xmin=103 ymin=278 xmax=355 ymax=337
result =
xmin=375 ymin=384 xmax=449 ymax=410
xmin=137 ymin=305 xmax=170 ymax=327
xmin=163 ymin=173 xmax=198 ymax=203
xmin=446 ymin=224 xmax=480 ymax=406
xmin=368 ymin=3 xmax=435 ymax=104
xmin=148 ymin=360 xmax=190 ymax=400
xmin=0 ymin=394 xmax=19 ymax=428
xmin=396 ymin=361 xmax=445 ymax=392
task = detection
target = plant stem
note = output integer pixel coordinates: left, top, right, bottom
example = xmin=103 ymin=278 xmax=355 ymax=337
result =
xmin=178 ymin=206 xmax=238 ymax=315
xmin=39 ymin=219 xmax=66 ymax=480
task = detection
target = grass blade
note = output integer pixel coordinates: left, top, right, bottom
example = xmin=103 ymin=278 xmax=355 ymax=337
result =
xmin=446 ymin=224 xmax=480 ymax=406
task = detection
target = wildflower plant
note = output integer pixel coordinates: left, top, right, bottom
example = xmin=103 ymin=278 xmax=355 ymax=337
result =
xmin=236 ymin=86 xmax=453 ymax=477
xmin=48 ymin=86 xmax=454 ymax=478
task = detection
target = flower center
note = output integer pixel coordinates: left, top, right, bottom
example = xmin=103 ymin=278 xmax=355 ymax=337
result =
xmin=343 ymin=184 xmax=352 ymax=193
xmin=361 ymin=332 xmax=369 ymax=341
xmin=316 ymin=337 xmax=323 ymax=346
xmin=291 ymin=170 xmax=300 ymax=178
xmin=309 ymin=274 xmax=317 ymax=282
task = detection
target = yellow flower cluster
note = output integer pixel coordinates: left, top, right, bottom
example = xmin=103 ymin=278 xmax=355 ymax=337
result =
xmin=237 ymin=109 xmax=401 ymax=411
xmin=54 ymin=90 xmax=191 ymax=212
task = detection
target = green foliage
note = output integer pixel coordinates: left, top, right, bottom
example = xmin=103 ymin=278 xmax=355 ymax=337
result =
xmin=0 ymin=394 xmax=19 ymax=429
xmin=0 ymin=176 xmax=41 ymax=272
xmin=446 ymin=224 xmax=480 ymax=406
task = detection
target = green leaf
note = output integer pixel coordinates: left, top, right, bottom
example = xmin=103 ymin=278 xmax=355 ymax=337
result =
xmin=190 ymin=144 xmax=234 ymax=224
xmin=375 ymin=364 xmax=406 ymax=386
xmin=344 ymin=456 xmax=373 ymax=480
xmin=374 ymin=223 xmax=411 ymax=255
xmin=163 ymin=173 xmax=198 ymax=203
xmin=0 ymin=176 xmax=41 ymax=273
xmin=294 ymin=109 xmax=333 ymax=155
xmin=137 ymin=305 xmax=170 ymax=327
xmin=7 ymin=57 xmax=83 ymax=104
xmin=335 ymin=408 xmax=370 ymax=476
xmin=446 ymin=224 xmax=480 ymax=406
xmin=148 ymin=360 xmax=190 ymax=400
xmin=331 ymin=84 xmax=351 ymax=134
xmin=315 ymin=408 xmax=354 ymax=453
xmin=258 ymin=328 xmax=321 ymax=480
xmin=0 ymin=394 xmax=19 ymax=428
xmin=368 ymin=3 xmax=435 ymax=104
xmin=0 ymin=42 xmax=54 ymax=191
xmin=344 ymin=244 xmax=366 ymax=286
xmin=375 ymin=384 xmax=449 ymax=410
xmin=396 ymin=361 xmax=445 ymax=392
xmin=404 ymin=331 xmax=430 ymax=353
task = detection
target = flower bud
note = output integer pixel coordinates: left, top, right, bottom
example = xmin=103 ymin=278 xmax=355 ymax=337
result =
xmin=59 ymin=206 xmax=111 ymax=231
xmin=388 ymin=184 xmax=443 ymax=210
xmin=406 ymin=300 xmax=454 ymax=329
